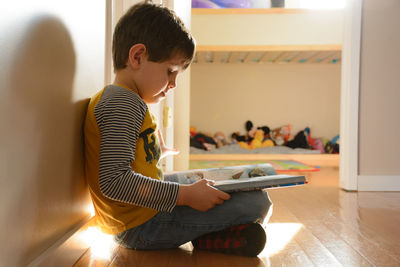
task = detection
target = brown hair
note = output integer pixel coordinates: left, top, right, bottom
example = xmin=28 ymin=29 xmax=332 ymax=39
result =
xmin=112 ymin=2 xmax=195 ymax=71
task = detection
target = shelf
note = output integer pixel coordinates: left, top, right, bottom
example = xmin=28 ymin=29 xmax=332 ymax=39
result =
xmin=194 ymin=49 xmax=341 ymax=64
xmin=191 ymin=8 xmax=343 ymax=65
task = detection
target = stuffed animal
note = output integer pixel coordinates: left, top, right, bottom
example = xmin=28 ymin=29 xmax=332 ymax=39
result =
xmin=190 ymin=126 xmax=197 ymax=137
xmin=213 ymin=131 xmax=228 ymax=148
xmin=239 ymin=129 xmax=274 ymax=149
xmin=304 ymin=127 xmax=315 ymax=148
xmin=246 ymin=120 xmax=256 ymax=140
xmin=325 ymin=135 xmax=340 ymax=153
xmin=313 ymin=138 xmax=325 ymax=153
xmin=285 ymin=130 xmax=310 ymax=149
xmin=270 ymin=124 xmax=291 ymax=145
xmin=257 ymin=126 xmax=271 ymax=140
xmin=303 ymin=127 xmax=327 ymax=152
xmin=281 ymin=124 xmax=291 ymax=143
xmin=190 ymin=127 xmax=218 ymax=151
xmin=231 ymin=120 xmax=256 ymax=143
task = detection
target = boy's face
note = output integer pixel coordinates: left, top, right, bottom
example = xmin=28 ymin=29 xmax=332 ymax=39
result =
xmin=135 ymin=53 xmax=187 ymax=104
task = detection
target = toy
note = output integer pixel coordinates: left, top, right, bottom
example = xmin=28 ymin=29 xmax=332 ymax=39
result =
xmin=303 ymin=127 xmax=327 ymax=152
xmin=213 ymin=131 xmax=228 ymax=148
xmin=304 ymin=127 xmax=315 ymax=148
xmin=230 ymin=132 xmax=242 ymax=143
xmin=257 ymin=126 xmax=271 ymax=140
xmin=190 ymin=127 xmax=218 ymax=151
xmin=285 ymin=130 xmax=310 ymax=149
xmin=192 ymin=0 xmax=220 ymax=8
xmin=190 ymin=126 xmax=197 ymax=137
xmin=231 ymin=120 xmax=256 ymax=144
xmin=313 ymin=138 xmax=325 ymax=153
xmin=239 ymin=129 xmax=274 ymax=149
xmin=209 ymin=0 xmax=252 ymax=8
xmin=281 ymin=124 xmax=291 ymax=143
xmin=325 ymin=135 xmax=339 ymax=154
xmin=245 ymin=120 xmax=256 ymax=140
xmin=272 ymin=131 xmax=284 ymax=146
xmin=192 ymin=0 xmax=268 ymax=8
xmin=270 ymin=124 xmax=291 ymax=146
xmin=190 ymin=127 xmax=230 ymax=150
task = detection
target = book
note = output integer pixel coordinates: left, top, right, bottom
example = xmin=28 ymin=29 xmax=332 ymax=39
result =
xmin=213 ymin=174 xmax=306 ymax=193
xmin=164 ymin=163 xmax=307 ymax=192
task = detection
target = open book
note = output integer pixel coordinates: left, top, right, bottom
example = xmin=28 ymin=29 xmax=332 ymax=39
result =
xmin=164 ymin=163 xmax=307 ymax=193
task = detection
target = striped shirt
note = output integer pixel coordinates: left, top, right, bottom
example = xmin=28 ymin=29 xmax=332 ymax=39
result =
xmin=92 ymin=85 xmax=179 ymax=213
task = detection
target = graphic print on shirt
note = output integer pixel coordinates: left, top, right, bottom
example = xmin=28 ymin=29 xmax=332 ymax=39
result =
xmin=139 ymin=127 xmax=160 ymax=164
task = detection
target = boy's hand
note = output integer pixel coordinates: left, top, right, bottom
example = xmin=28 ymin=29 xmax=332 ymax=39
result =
xmin=160 ymin=147 xmax=179 ymax=159
xmin=176 ymin=179 xmax=231 ymax=212
xmin=157 ymin=129 xmax=179 ymax=159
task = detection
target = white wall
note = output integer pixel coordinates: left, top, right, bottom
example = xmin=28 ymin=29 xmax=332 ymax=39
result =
xmin=357 ymin=0 xmax=400 ymax=189
xmin=0 ymin=1 xmax=105 ymax=265
xmin=191 ymin=10 xmax=343 ymax=47
xmin=191 ymin=63 xmax=341 ymax=140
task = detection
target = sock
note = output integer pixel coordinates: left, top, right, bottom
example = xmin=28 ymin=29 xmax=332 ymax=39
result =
xmin=191 ymin=223 xmax=266 ymax=257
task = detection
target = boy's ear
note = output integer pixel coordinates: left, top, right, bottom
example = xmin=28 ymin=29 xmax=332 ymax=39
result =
xmin=128 ymin=44 xmax=147 ymax=69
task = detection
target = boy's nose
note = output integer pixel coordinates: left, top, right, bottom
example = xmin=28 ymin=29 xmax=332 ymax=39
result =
xmin=168 ymin=77 xmax=177 ymax=90
xmin=168 ymin=82 xmax=176 ymax=89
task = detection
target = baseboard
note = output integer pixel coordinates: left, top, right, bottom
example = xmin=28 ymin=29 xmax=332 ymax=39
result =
xmin=27 ymin=216 xmax=92 ymax=267
xmin=358 ymin=175 xmax=400 ymax=191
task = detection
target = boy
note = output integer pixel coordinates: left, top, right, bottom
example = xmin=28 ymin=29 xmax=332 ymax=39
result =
xmin=84 ymin=2 xmax=272 ymax=257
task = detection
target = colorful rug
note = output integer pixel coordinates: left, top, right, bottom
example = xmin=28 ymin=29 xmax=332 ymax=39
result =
xmin=189 ymin=159 xmax=319 ymax=173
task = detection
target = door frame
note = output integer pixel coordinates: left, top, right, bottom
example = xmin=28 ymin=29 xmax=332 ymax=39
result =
xmin=339 ymin=0 xmax=362 ymax=191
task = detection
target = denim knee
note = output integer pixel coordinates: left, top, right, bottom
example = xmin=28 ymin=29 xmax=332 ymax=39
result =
xmin=259 ymin=190 xmax=273 ymax=223
xmin=229 ymin=190 xmax=273 ymax=224
xmin=250 ymin=190 xmax=273 ymax=223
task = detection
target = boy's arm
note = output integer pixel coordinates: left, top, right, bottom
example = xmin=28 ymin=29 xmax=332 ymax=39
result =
xmin=96 ymin=90 xmax=179 ymax=212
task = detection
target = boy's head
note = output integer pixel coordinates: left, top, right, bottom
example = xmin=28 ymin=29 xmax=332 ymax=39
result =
xmin=112 ymin=2 xmax=195 ymax=71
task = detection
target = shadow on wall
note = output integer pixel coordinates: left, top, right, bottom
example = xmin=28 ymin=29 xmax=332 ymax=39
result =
xmin=0 ymin=15 xmax=90 ymax=265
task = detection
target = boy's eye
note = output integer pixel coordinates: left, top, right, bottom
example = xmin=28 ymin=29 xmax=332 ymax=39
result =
xmin=167 ymin=69 xmax=173 ymax=75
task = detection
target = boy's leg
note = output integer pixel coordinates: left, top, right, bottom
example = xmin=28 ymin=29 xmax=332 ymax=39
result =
xmin=115 ymin=190 xmax=272 ymax=251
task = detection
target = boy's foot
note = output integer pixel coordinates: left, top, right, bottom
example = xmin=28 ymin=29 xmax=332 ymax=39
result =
xmin=191 ymin=223 xmax=266 ymax=257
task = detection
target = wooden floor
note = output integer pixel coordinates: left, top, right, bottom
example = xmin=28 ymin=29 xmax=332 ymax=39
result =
xmin=74 ymin=163 xmax=400 ymax=267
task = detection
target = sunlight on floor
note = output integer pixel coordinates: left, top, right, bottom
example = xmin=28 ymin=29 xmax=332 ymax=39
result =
xmin=79 ymin=227 xmax=117 ymax=260
xmin=260 ymin=223 xmax=303 ymax=257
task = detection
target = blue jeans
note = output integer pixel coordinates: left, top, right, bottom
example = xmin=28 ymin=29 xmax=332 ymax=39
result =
xmin=114 ymin=190 xmax=273 ymax=249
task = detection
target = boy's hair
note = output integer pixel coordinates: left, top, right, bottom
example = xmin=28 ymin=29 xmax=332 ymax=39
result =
xmin=112 ymin=2 xmax=195 ymax=71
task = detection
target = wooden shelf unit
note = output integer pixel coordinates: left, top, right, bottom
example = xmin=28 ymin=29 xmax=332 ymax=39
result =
xmin=191 ymin=8 xmax=343 ymax=64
